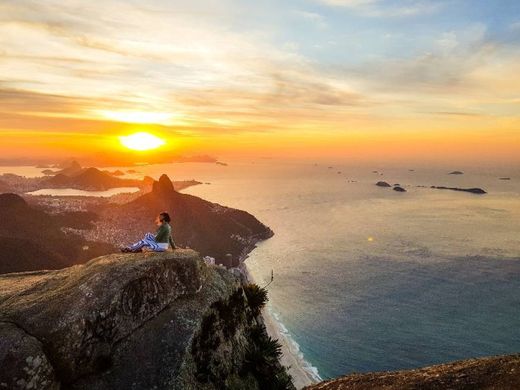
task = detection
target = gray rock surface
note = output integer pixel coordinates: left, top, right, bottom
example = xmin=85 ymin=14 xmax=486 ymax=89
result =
xmin=0 ymin=250 xmax=293 ymax=389
xmin=0 ymin=322 xmax=57 ymax=390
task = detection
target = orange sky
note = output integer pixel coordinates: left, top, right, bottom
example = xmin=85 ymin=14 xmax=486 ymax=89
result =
xmin=0 ymin=1 xmax=519 ymax=166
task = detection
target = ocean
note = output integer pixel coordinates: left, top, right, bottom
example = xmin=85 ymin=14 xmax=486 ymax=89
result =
xmin=6 ymin=160 xmax=520 ymax=380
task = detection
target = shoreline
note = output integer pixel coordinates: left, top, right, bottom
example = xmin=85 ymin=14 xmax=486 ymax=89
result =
xmin=262 ymin=303 xmax=323 ymax=389
xmin=240 ymin=261 xmax=321 ymax=389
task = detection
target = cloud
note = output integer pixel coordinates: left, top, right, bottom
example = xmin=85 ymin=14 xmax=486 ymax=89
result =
xmin=295 ymin=10 xmax=328 ymax=28
xmin=0 ymin=0 xmax=375 ymax=138
xmin=315 ymin=0 xmax=443 ymax=17
xmin=319 ymin=0 xmax=376 ymax=7
xmin=509 ymin=20 xmax=520 ymax=31
xmin=1 ymin=0 xmax=519 ymax=158
xmin=333 ymin=35 xmax=520 ymax=119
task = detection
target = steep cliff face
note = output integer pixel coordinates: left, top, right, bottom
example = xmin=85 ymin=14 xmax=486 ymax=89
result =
xmin=0 ymin=250 xmax=293 ymax=389
xmin=305 ymin=354 xmax=520 ymax=390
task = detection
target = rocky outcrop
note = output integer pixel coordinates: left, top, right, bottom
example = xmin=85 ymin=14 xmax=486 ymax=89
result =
xmin=375 ymin=181 xmax=391 ymax=187
xmin=449 ymin=171 xmax=464 ymax=175
xmin=305 ymin=354 xmax=520 ymax=390
xmin=393 ymin=186 xmax=406 ymax=192
xmin=0 ymin=250 xmax=293 ymax=389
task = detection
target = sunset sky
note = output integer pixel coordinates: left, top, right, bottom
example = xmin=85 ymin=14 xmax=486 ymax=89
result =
xmin=1 ymin=0 xmax=519 ymax=164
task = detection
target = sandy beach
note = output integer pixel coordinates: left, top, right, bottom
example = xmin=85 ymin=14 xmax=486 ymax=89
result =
xmin=262 ymin=305 xmax=319 ymax=389
xmin=242 ymin=263 xmax=320 ymax=389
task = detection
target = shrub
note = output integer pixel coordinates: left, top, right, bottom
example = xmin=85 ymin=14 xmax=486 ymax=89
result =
xmin=244 ymin=325 xmax=294 ymax=390
xmin=243 ymin=284 xmax=268 ymax=316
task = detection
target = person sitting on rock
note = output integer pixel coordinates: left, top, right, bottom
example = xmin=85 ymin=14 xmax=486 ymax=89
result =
xmin=121 ymin=212 xmax=176 ymax=253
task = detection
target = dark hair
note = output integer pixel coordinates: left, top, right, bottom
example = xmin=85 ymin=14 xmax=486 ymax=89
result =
xmin=159 ymin=212 xmax=171 ymax=223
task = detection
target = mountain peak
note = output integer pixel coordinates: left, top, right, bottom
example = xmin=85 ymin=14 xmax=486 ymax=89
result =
xmin=152 ymin=174 xmax=175 ymax=194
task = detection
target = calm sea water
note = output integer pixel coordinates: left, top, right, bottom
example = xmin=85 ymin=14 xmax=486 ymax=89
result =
xmin=3 ymin=160 xmax=520 ymax=379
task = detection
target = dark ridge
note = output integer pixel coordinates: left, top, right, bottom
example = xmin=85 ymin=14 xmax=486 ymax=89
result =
xmin=0 ymin=193 xmax=28 ymax=208
xmin=0 ymin=195 xmax=114 ymax=274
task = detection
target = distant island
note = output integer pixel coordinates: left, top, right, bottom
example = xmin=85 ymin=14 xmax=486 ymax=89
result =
xmin=430 ymin=186 xmax=487 ymax=194
xmin=376 ymin=181 xmax=487 ymax=195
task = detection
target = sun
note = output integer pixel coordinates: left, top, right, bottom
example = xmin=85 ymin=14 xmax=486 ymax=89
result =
xmin=119 ymin=132 xmax=166 ymax=151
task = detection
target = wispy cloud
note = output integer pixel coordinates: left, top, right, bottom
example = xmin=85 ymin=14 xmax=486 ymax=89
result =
xmin=0 ymin=0 xmax=519 ymax=162
xmin=316 ymin=0 xmax=443 ymax=17
xmin=295 ymin=10 xmax=328 ymax=28
xmin=0 ymin=0 xmax=376 ymax=137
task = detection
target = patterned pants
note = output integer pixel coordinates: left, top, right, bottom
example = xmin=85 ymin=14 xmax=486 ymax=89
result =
xmin=129 ymin=232 xmax=167 ymax=252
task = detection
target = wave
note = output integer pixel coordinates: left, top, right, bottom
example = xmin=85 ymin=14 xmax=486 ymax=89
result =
xmin=267 ymin=305 xmax=323 ymax=383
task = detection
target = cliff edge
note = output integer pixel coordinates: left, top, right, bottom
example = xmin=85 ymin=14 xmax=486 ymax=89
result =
xmin=0 ymin=250 xmax=294 ymax=389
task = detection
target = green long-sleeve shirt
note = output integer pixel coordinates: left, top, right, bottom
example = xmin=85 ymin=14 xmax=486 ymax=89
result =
xmin=155 ymin=223 xmax=176 ymax=248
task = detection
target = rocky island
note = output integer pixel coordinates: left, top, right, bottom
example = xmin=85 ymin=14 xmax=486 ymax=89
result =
xmin=430 ymin=186 xmax=487 ymax=194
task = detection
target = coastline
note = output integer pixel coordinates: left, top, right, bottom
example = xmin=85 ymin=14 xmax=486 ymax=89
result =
xmin=240 ymin=261 xmax=321 ymax=389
